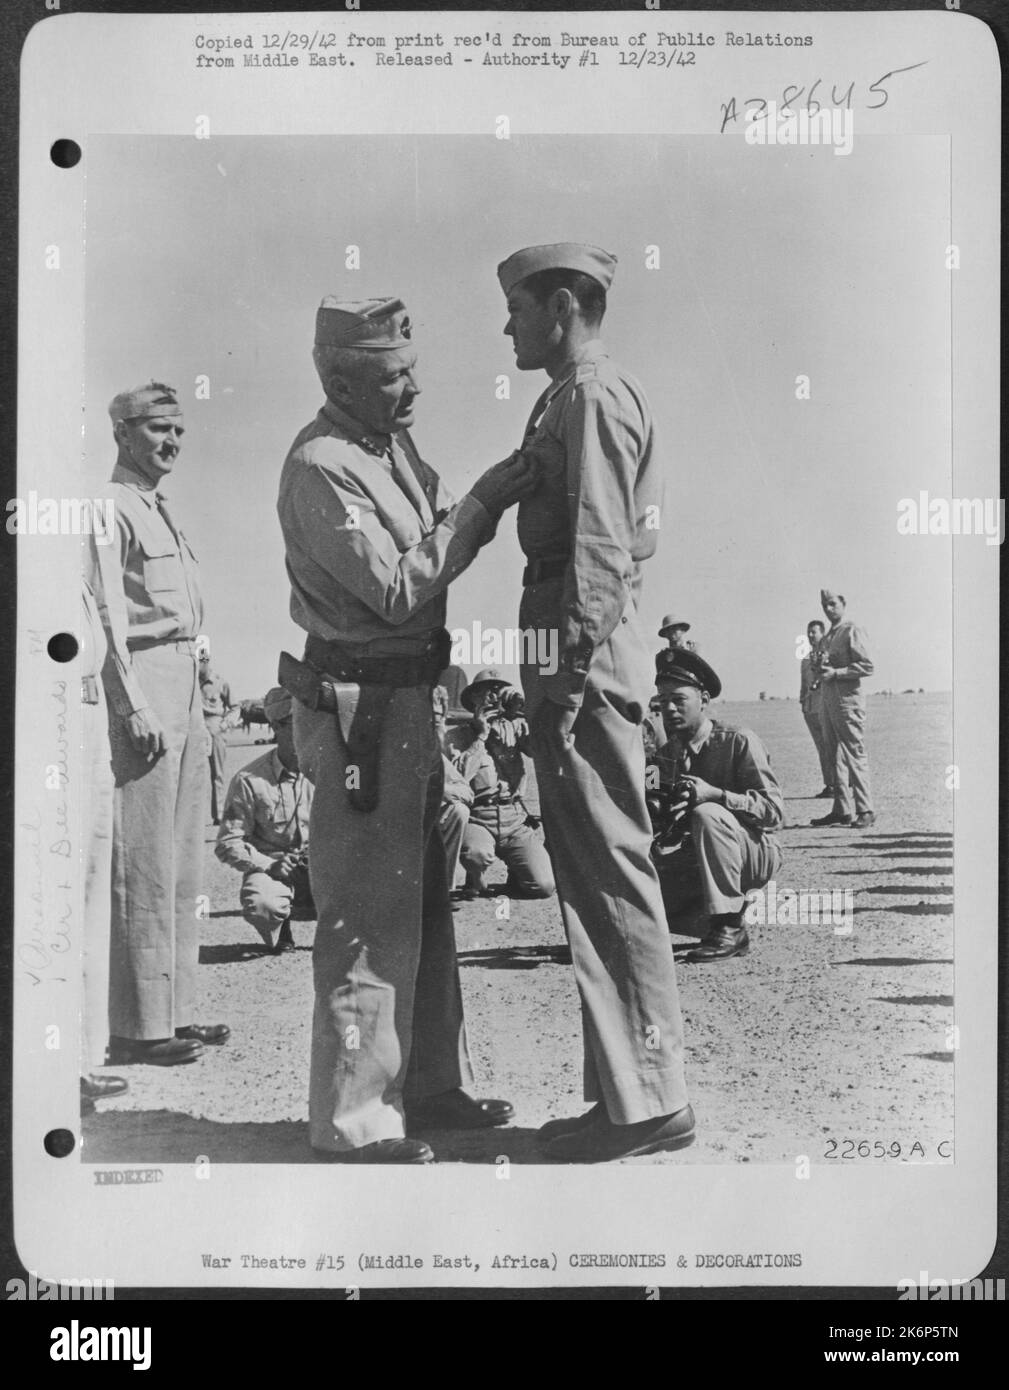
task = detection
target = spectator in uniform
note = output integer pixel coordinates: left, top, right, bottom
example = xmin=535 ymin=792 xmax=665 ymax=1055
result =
xmin=215 ymin=686 xmax=314 ymax=953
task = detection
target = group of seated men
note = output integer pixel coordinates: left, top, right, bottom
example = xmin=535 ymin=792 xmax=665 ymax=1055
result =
xmin=214 ymin=621 xmax=784 ymax=971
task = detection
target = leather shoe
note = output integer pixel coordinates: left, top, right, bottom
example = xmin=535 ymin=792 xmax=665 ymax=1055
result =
xmin=538 ymin=1104 xmax=603 ymax=1142
xmin=312 ymin=1138 xmax=434 ymax=1165
xmin=853 ymin=811 xmax=876 ymax=829
xmin=175 ymin=1023 xmax=230 ymax=1045
xmin=816 ymin=786 xmax=835 ymax=798
xmin=687 ymin=922 xmax=749 ymax=962
xmin=545 ymin=1104 xmax=696 ymax=1163
xmin=273 ymin=921 xmax=295 ymax=954
xmin=406 ymin=1088 xmax=514 ymax=1131
xmin=108 ymin=1036 xmax=203 ymax=1066
xmin=81 ymin=1073 xmax=129 ymax=1100
xmin=810 ymin=811 xmax=853 ymax=827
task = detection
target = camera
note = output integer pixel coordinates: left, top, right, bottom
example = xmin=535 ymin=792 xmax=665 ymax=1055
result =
xmin=647 ymin=780 xmax=697 ymax=859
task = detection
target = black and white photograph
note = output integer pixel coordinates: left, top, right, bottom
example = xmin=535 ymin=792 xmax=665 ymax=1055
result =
xmin=7 ymin=3 xmax=1002 ymax=1306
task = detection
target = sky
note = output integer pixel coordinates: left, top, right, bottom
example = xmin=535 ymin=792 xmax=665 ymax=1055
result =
xmin=82 ymin=133 xmax=954 ymax=700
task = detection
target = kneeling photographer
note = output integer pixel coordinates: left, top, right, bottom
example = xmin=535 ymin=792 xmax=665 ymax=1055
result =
xmin=651 ymin=652 xmax=783 ymax=962
xmin=445 ymin=668 xmax=555 ymax=900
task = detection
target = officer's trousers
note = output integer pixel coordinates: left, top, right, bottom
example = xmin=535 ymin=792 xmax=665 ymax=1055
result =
xmin=803 ymin=706 xmax=834 ymax=789
xmin=294 ymin=687 xmax=472 ymax=1153
xmin=205 ymin=714 xmax=228 ymax=821
xmin=108 ymin=643 xmax=207 ymax=1039
xmin=521 ymin=583 xmax=688 ymax=1126
xmin=821 ymin=685 xmax=873 ymax=817
xmin=83 ymin=685 xmax=114 ymax=1071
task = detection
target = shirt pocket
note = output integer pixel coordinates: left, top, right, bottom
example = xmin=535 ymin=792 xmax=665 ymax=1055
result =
xmin=137 ymin=536 xmax=184 ymax=593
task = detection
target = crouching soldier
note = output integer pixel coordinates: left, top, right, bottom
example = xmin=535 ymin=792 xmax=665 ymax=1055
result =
xmin=215 ymin=686 xmax=314 ymax=953
xmin=652 ymin=650 xmax=783 ymax=962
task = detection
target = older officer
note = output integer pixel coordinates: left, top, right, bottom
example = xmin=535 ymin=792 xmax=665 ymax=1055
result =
xmin=101 ymin=382 xmax=229 ymax=1066
xmin=498 ymin=242 xmax=694 ymax=1162
xmin=799 ymin=619 xmax=834 ymax=798
xmin=80 ymin=531 xmax=131 ymax=1110
xmin=810 ymin=589 xmax=876 ymax=830
xmin=653 ymin=650 xmax=783 ymax=961
xmin=215 ymin=686 xmax=314 ymax=953
xmin=277 ymin=296 xmax=535 ymax=1163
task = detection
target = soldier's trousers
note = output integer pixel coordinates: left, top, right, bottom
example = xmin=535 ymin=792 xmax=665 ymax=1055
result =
xmin=108 ymin=642 xmax=207 ymax=1040
xmin=241 ymin=862 xmax=315 ymax=946
xmin=294 ymin=686 xmax=472 ymax=1153
xmin=658 ymin=804 xmax=781 ymax=917
xmin=521 ymin=583 xmax=689 ymax=1126
xmin=803 ymin=707 xmax=834 ymax=788
xmin=205 ymin=715 xmax=227 ymax=821
xmin=439 ymin=798 xmax=469 ymax=888
xmin=83 ymin=685 xmax=114 ymax=1072
xmin=821 ymin=685 xmax=873 ymax=818
xmin=461 ymin=803 xmax=555 ymax=898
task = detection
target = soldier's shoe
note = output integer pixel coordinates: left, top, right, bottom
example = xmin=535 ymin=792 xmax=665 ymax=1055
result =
xmin=406 ymin=1088 xmax=514 ymax=1131
xmin=545 ymin=1104 xmax=696 ymax=1163
xmin=81 ymin=1073 xmax=129 ymax=1101
xmin=810 ymin=811 xmax=853 ymax=827
xmin=852 ymin=812 xmax=876 ymax=830
xmin=687 ymin=921 xmax=750 ymax=963
xmin=176 ymin=1023 xmax=231 ymax=1045
xmin=537 ymin=1104 xmax=604 ymax=1143
xmin=816 ymin=786 xmax=835 ymax=798
xmin=312 ymin=1139 xmax=434 ymax=1165
xmin=108 ymin=1036 xmax=203 ymax=1066
xmin=273 ymin=920 xmax=295 ymax=954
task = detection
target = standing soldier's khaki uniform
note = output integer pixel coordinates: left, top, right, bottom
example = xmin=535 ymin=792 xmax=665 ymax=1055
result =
xmin=277 ymin=298 xmax=503 ymax=1155
xmin=820 ymin=613 xmax=875 ymax=821
xmin=101 ymin=394 xmax=208 ymax=1043
xmin=502 ymin=249 xmax=690 ymax=1130
xmin=200 ymin=665 xmax=232 ymax=823
xmin=799 ymin=648 xmax=833 ymax=792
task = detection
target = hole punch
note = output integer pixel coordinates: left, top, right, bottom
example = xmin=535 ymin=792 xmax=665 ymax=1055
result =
xmin=50 ymin=139 xmax=81 ymax=169
xmin=47 ymin=632 xmax=78 ymax=663
xmin=44 ymin=1128 xmax=76 ymax=1158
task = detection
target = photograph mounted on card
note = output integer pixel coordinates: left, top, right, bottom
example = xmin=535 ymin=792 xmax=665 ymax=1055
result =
xmin=12 ymin=7 xmax=999 ymax=1292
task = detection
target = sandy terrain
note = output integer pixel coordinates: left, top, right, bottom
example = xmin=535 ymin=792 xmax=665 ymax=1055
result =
xmin=82 ymin=692 xmax=954 ymax=1167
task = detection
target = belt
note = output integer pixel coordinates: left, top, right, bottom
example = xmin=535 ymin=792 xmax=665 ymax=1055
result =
xmin=304 ymin=629 xmax=451 ymax=688
xmin=81 ymin=675 xmax=100 ymax=705
xmin=522 ymin=556 xmax=568 ymax=586
xmin=129 ymin=635 xmax=199 ymax=652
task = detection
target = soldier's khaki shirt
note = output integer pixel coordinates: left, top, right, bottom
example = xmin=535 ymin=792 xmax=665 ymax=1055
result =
xmin=278 ymin=400 xmax=495 ymax=652
xmin=823 ymin=619 xmax=874 ymax=691
xmin=517 ymin=339 xmax=662 ymax=704
xmin=657 ymin=717 xmax=784 ymax=835
xmin=97 ymin=464 xmax=204 ymax=716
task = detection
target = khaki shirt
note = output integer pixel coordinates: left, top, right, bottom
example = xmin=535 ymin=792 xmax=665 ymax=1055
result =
xmin=278 ymin=400 xmax=495 ymax=653
xmin=657 ymin=717 xmax=783 ymax=835
xmin=445 ymin=721 xmax=530 ymax=806
xmin=517 ymin=339 xmax=662 ymax=703
xmin=99 ymin=464 xmax=204 ymax=715
xmin=799 ymin=654 xmax=823 ymax=715
xmin=201 ymin=670 xmax=232 ymax=719
xmin=215 ymin=749 xmax=313 ymax=875
xmin=823 ymin=619 xmax=874 ymax=691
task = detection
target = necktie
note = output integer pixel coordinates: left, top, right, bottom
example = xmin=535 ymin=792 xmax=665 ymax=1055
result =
xmin=387 ymin=436 xmax=432 ymax=524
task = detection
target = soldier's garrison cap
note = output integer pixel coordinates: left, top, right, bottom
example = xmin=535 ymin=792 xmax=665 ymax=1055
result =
xmin=263 ymin=686 xmax=293 ymax=725
xmin=820 ymin=588 xmax=844 ymax=604
xmin=655 ymin=648 xmax=722 ymax=700
xmin=108 ymin=381 xmax=182 ymax=423
xmin=497 ymin=243 xmax=617 ymax=297
xmin=315 ymin=297 xmax=413 ymax=350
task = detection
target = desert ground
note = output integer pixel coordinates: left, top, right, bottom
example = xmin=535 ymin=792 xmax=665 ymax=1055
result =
xmin=82 ymin=692 xmax=954 ymax=1166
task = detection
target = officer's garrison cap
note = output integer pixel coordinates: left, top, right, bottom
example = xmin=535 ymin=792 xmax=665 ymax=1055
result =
xmin=315 ymin=297 xmax=413 ymax=350
xmin=108 ymin=381 xmax=182 ymax=423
